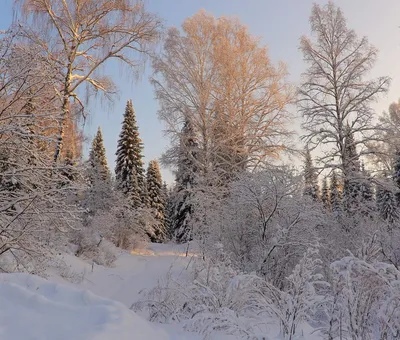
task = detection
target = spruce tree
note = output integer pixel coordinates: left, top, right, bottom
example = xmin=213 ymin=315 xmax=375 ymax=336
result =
xmin=84 ymin=128 xmax=113 ymax=218
xmin=115 ymin=100 xmax=146 ymax=207
xmin=343 ymin=128 xmax=361 ymax=214
xmin=162 ymin=182 xmax=173 ymax=239
xmin=146 ymin=160 xmax=166 ymax=241
xmin=60 ymin=149 xmax=77 ymax=183
xmin=213 ymin=111 xmax=247 ymax=184
xmin=172 ymin=118 xmax=198 ymax=243
xmin=23 ymin=96 xmax=37 ymax=166
xmin=359 ymin=162 xmax=374 ymax=216
xmin=377 ymin=173 xmax=398 ymax=224
xmin=321 ymin=177 xmax=330 ymax=211
xmin=89 ymin=127 xmax=110 ymax=182
xmin=376 ymin=151 xmax=400 ymax=224
xmin=393 ymin=150 xmax=400 ymax=205
xmin=330 ymin=171 xmax=342 ymax=216
xmin=360 ymin=163 xmax=373 ymax=202
xmin=303 ymin=147 xmax=320 ymax=201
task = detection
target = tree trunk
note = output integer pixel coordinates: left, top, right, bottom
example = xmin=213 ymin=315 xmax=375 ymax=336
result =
xmin=53 ymin=95 xmax=69 ymax=163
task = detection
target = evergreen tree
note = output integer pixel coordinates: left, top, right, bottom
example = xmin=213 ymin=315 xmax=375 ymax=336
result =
xmin=142 ymin=180 xmax=150 ymax=208
xmin=360 ymin=163 xmax=373 ymax=202
xmin=213 ymin=111 xmax=247 ymax=184
xmin=84 ymin=127 xmax=113 ymax=218
xmin=376 ymin=151 xmax=400 ymax=224
xmin=377 ymin=174 xmax=398 ymax=224
xmin=303 ymin=147 xmax=320 ymax=201
xmin=60 ymin=149 xmax=77 ymax=184
xmin=146 ymin=160 xmax=166 ymax=242
xmin=162 ymin=182 xmax=173 ymax=238
xmin=172 ymin=118 xmax=198 ymax=243
xmin=343 ymin=127 xmax=361 ymax=214
xmin=393 ymin=150 xmax=400 ymax=206
xmin=115 ymin=100 xmax=146 ymax=207
xmin=89 ymin=127 xmax=110 ymax=182
xmin=330 ymin=171 xmax=342 ymax=216
xmin=321 ymin=177 xmax=330 ymax=211
xmin=359 ymin=162 xmax=374 ymax=216
xmin=23 ymin=95 xmax=38 ymax=167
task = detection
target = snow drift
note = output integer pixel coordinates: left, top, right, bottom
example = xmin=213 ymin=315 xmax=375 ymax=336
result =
xmin=0 ymin=273 xmax=169 ymax=340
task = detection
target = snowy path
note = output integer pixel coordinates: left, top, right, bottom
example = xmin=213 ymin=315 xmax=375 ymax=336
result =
xmin=0 ymin=244 xmax=323 ymax=340
xmin=79 ymin=244 xmax=194 ymax=307
xmin=0 ymin=243 xmax=233 ymax=339
xmin=49 ymin=243 xmax=205 ymax=340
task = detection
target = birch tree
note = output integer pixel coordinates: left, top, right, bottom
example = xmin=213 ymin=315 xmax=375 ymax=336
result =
xmin=153 ymin=10 xmax=293 ymax=184
xmin=368 ymin=101 xmax=400 ymax=173
xmin=15 ymin=0 xmax=162 ymax=162
xmin=299 ymin=2 xmax=390 ymax=178
xmin=0 ymin=29 xmax=83 ymax=272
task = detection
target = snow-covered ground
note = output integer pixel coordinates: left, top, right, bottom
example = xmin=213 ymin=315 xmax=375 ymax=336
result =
xmin=50 ymin=243 xmax=194 ymax=310
xmin=0 ymin=243 xmax=323 ymax=339
xmin=0 ymin=273 xmax=169 ymax=340
xmin=0 ymin=243 xmax=208 ymax=340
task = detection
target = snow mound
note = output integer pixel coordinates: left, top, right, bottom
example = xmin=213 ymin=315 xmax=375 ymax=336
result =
xmin=0 ymin=273 xmax=169 ymax=340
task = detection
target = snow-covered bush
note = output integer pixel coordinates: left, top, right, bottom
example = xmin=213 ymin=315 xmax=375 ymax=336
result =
xmin=135 ymin=247 xmax=327 ymax=339
xmin=380 ymin=227 xmax=400 ymax=270
xmin=209 ymin=167 xmax=321 ymax=288
xmin=316 ymin=249 xmax=400 ymax=340
xmin=71 ymin=228 xmax=117 ymax=267
xmin=0 ymin=30 xmax=85 ymax=272
xmin=79 ymin=178 xmax=153 ymax=253
xmin=134 ymin=256 xmax=257 ymax=338
xmin=331 ymin=256 xmax=400 ymax=340
xmin=72 ymin=201 xmax=153 ymax=265
xmin=49 ymin=257 xmax=85 ymax=284
xmin=277 ymin=248 xmax=328 ymax=339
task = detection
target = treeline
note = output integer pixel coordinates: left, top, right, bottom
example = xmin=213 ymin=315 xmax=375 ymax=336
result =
xmin=84 ymin=99 xmax=167 ymax=249
xmin=135 ymin=3 xmax=400 ymax=339
xmin=0 ymin=0 xmax=163 ymax=271
xmin=1 ymin=1 xmax=400 ymax=337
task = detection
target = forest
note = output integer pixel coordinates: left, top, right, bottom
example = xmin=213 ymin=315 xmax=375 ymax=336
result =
xmin=0 ymin=1 xmax=399 ymax=339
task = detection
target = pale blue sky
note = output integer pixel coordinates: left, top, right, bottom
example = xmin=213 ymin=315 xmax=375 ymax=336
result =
xmin=1 ymin=0 xmax=400 ymax=183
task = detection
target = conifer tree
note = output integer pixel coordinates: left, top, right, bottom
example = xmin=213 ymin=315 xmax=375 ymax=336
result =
xmin=89 ymin=127 xmax=110 ymax=182
xmin=343 ymin=128 xmax=361 ymax=214
xmin=360 ymin=163 xmax=373 ymax=202
xmin=162 ymin=182 xmax=173 ymax=238
xmin=376 ymin=151 xmax=400 ymax=224
xmin=377 ymin=174 xmax=398 ymax=224
xmin=330 ymin=171 xmax=342 ymax=216
xmin=303 ymin=147 xmax=320 ymax=201
xmin=146 ymin=160 xmax=166 ymax=241
xmin=142 ymin=181 xmax=150 ymax=208
xmin=172 ymin=118 xmax=198 ymax=243
xmin=393 ymin=150 xmax=400 ymax=205
xmin=321 ymin=177 xmax=330 ymax=211
xmin=115 ymin=100 xmax=146 ymax=207
xmin=83 ymin=128 xmax=114 ymax=218
xmin=359 ymin=162 xmax=374 ymax=217
xmin=61 ymin=150 xmax=77 ymax=184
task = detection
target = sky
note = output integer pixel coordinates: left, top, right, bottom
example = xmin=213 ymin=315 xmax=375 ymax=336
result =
xmin=1 ymin=0 xmax=400 ymax=183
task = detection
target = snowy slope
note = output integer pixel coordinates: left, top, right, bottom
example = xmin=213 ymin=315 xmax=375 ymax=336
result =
xmin=0 ymin=273 xmax=169 ymax=340
xmin=49 ymin=243 xmax=197 ymax=309
xmin=46 ymin=242 xmax=206 ymax=339
xmin=0 ymin=244 xmax=322 ymax=339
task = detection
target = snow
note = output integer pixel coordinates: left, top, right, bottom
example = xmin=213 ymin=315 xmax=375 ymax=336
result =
xmin=0 ymin=273 xmax=168 ymax=340
xmin=0 ymin=243 xmax=324 ymax=339
xmin=48 ymin=243 xmax=198 ymax=308
xmin=0 ymin=243 xmax=205 ymax=340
